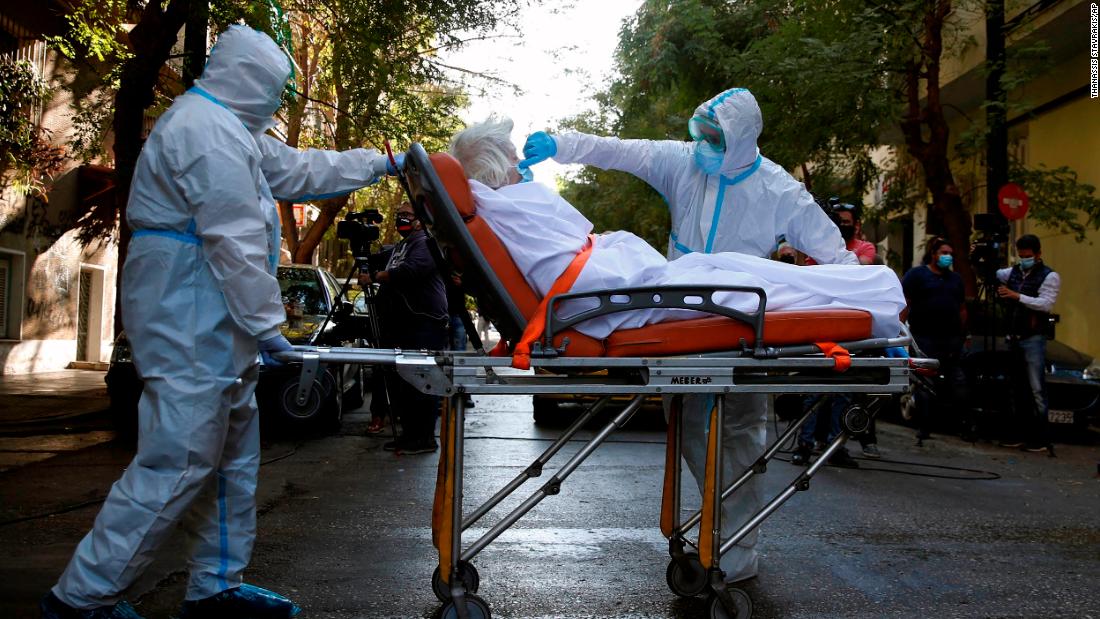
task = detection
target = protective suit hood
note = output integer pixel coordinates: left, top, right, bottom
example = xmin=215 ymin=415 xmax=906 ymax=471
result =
xmin=693 ymin=88 xmax=762 ymax=176
xmin=193 ymin=25 xmax=291 ymax=135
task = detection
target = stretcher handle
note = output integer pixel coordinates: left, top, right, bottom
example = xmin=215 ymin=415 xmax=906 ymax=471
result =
xmin=541 ymin=285 xmax=768 ymax=356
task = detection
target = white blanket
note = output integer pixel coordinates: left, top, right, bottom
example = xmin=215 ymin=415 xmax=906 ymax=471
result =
xmin=469 ymin=180 xmax=905 ymax=340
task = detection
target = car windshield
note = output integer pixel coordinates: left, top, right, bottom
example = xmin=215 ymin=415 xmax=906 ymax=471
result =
xmin=279 ymin=267 xmax=330 ymax=342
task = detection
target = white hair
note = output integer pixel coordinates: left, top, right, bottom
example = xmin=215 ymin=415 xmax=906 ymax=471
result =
xmin=448 ymin=116 xmax=518 ymax=188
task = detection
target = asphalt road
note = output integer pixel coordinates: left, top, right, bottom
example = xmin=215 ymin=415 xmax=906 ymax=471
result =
xmin=2 ymin=394 xmax=1098 ymax=619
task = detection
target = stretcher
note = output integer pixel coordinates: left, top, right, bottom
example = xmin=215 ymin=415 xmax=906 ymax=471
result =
xmin=278 ymin=145 xmax=938 ymax=619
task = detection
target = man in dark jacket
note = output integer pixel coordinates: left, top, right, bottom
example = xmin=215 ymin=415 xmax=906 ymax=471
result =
xmin=995 ymin=234 xmax=1061 ymax=455
xmin=360 ymin=203 xmax=448 ymax=453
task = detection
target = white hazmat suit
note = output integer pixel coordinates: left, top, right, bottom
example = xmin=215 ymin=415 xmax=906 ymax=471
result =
xmin=53 ymin=25 xmax=392 ymax=610
xmin=541 ymin=88 xmax=868 ymax=581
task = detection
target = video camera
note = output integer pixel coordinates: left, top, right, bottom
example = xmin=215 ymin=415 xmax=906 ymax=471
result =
xmin=970 ymin=213 xmax=1010 ymax=285
xmin=336 ymin=208 xmax=384 ymax=258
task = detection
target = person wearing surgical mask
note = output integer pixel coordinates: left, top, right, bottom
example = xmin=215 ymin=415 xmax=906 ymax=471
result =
xmin=994 ymin=234 xmax=1061 ymax=455
xmin=359 ymin=203 xmax=449 ymax=454
xmin=518 ymin=89 xmax=860 ymax=584
xmin=41 ymin=25 xmax=401 ymax=619
xmin=804 ymin=202 xmax=877 ymax=266
xmin=901 ymin=238 xmax=970 ymax=445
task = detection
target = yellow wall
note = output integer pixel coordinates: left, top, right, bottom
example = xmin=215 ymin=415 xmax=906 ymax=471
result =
xmin=1017 ymin=95 xmax=1100 ymax=358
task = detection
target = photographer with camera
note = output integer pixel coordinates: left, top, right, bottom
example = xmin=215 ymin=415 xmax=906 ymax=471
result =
xmin=995 ymin=234 xmax=1061 ymax=455
xmin=358 ymin=203 xmax=448 ymax=454
xmin=901 ymin=237 xmax=970 ymax=445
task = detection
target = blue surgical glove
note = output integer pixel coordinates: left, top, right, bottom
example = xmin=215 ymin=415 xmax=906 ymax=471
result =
xmin=259 ymin=334 xmax=293 ymax=367
xmin=885 ymin=346 xmax=910 ymax=358
xmin=387 ymin=152 xmax=406 ymax=176
xmin=520 ymin=131 xmax=557 ymax=168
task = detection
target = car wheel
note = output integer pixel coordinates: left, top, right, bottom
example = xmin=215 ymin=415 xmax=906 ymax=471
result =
xmin=323 ymin=369 xmax=344 ymax=433
xmin=532 ymin=396 xmax=558 ymax=425
xmin=106 ymin=367 xmax=141 ymax=442
xmin=343 ymin=364 xmax=366 ymax=411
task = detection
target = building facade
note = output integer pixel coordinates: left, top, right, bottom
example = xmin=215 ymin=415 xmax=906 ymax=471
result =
xmin=1 ymin=7 xmax=119 ymax=374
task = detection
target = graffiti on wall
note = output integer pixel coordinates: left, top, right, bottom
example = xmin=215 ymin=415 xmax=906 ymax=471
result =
xmin=22 ymin=231 xmax=79 ymax=340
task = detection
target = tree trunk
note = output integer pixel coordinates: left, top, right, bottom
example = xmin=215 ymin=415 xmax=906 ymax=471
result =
xmin=110 ymin=0 xmax=191 ymax=335
xmin=278 ymin=95 xmax=307 ymax=259
xmin=293 ymin=52 xmax=354 ymax=264
xmin=898 ymin=0 xmax=977 ymax=297
xmin=292 ymin=195 xmax=349 ymax=264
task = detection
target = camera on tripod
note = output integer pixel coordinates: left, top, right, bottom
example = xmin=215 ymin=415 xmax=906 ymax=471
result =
xmin=970 ymin=213 xmax=1010 ymax=285
xmin=337 ymin=208 xmax=384 ymax=257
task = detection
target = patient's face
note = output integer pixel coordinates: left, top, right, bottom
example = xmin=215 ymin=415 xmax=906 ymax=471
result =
xmin=503 ymin=147 xmax=522 ymax=186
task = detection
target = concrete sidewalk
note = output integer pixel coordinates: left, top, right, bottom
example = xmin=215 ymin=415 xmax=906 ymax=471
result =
xmin=0 ymin=370 xmax=111 ymax=425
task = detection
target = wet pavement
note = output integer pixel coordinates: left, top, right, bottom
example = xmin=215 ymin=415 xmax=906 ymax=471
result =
xmin=1 ymin=390 xmax=1098 ymax=618
xmin=0 ymin=370 xmax=113 ymax=471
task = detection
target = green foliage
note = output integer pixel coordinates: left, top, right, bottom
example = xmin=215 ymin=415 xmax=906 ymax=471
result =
xmin=1009 ymin=162 xmax=1100 ymax=242
xmin=0 ymin=60 xmax=65 ymax=196
xmin=291 ymin=0 xmax=517 ymax=149
xmin=48 ymin=0 xmax=132 ymax=65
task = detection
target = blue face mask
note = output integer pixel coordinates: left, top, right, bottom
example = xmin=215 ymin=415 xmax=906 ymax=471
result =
xmin=516 ymin=163 xmax=533 ymax=183
xmin=936 ymin=254 xmax=954 ymax=269
xmin=694 ymin=142 xmax=724 ymax=175
xmin=1019 ymin=257 xmax=1036 ymax=270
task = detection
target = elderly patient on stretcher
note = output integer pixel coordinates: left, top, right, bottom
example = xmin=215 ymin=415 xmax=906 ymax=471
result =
xmin=447 ymin=117 xmax=906 ymax=340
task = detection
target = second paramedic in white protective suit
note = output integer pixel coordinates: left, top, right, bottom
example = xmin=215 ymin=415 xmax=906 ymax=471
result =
xmin=519 ymin=89 xmax=869 ymax=583
xmin=41 ymin=25 xmax=398 ymax=619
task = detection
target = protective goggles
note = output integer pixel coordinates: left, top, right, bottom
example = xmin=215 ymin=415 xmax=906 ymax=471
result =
xmin=688 ymin=115 xmax=726 ymax=150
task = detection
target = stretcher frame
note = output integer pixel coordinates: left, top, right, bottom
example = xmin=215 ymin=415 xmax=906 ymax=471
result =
xmin=277 ymin=144 xmax=936 ymax=619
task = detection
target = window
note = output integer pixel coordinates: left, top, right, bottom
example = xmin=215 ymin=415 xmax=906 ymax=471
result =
xmin=0 ymin=254 xmax=9 ymax=336
xmin=0 ymin=249 xmax=25 ymax=340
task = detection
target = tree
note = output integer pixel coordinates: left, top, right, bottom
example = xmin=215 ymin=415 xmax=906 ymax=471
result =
xmin=0 ymin=60 xmax=65 ymax=198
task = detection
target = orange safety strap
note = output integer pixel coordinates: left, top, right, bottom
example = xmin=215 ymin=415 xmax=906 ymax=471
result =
xmin=815 ymin=341 xmax=851 ymax=372
xmin=488 ymin=339 xmax=509 ymax=357
xmin=511 ymin=234 xmax=597 ymax=370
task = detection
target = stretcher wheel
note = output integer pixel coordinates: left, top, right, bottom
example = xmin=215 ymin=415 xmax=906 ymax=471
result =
xmin=438 ymin=593 xmax=491 ymax=619
xmin=432 ymin=560 xmax=480 ymax=601
xmin=665 ymin=553 xmax=707 ymax=597
xmin=708 ymin=587 xmax=753 ymax=619
xmin=842 ymin=404 xmax=870 ymax=435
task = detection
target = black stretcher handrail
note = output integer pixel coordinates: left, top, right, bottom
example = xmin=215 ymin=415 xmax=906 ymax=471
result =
xmin=541 ymin=284 xmax=768 ymax=358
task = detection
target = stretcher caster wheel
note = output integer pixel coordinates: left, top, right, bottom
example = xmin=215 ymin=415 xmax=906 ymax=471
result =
xmin=842 ymin=404 xmax=870 ymax=435
xmin=432 ymin=560 xmax=480 ymax=601
xmin=666 ymin=552 xmax=707 ymax=597
xmin=708 ymin=587 xmax=752 ymax=619
xmin=438 ymin=593 xmax=491 ymax=619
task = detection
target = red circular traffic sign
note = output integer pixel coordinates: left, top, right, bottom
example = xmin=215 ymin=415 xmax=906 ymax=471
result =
xmin=998 ymin=183 xmax=1029 ymax=220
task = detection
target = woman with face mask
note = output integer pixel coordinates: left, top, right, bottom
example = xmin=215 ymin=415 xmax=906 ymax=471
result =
xmin=901 ymin=238 xmax=971 ymax=444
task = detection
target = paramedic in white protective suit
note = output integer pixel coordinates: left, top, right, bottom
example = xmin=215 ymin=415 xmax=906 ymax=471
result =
xmin=518 ymin=89 xmax=875 ymax=584
xmin=41 ymin=25 xmax=399 ymax=619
